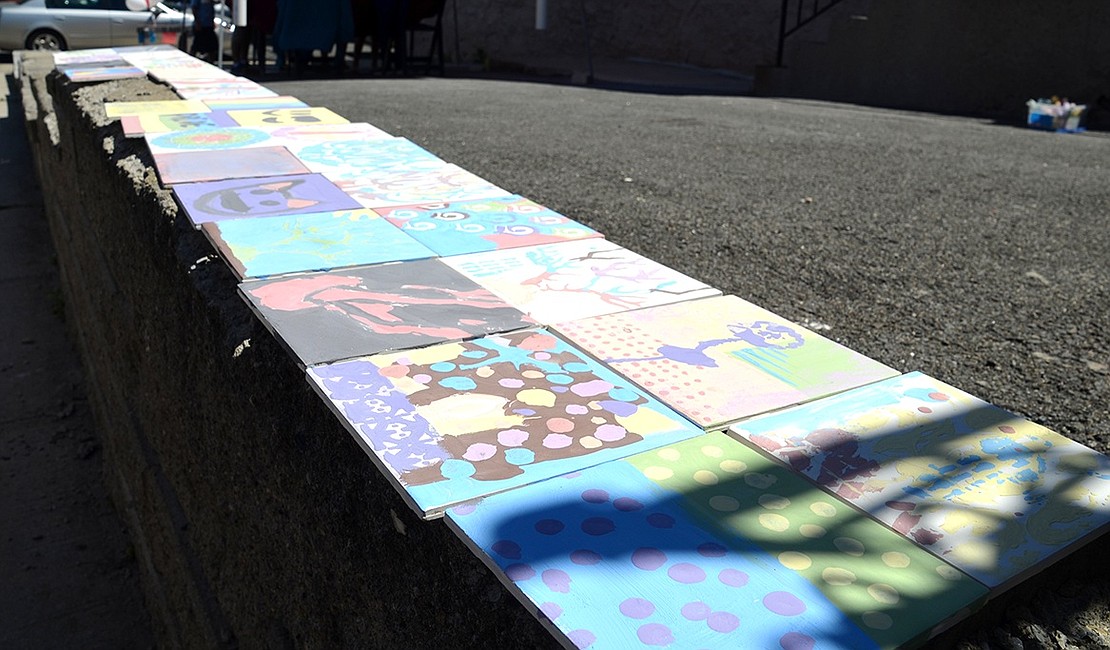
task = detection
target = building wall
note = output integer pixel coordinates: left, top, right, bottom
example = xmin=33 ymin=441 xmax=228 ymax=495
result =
xmin=762 ymin=1 xmax=1110 ymax=119
xmin=441 ymin=0 xmax=786 ymax=73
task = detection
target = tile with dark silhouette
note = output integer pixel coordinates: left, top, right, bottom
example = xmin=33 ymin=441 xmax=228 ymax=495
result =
xmin=730 ymin=372 xmax=1110 ymax=589
xmin=307 ymin=328 xmax=702 ymax=518
xmin=173 ymin=173 xmax=362 ymax=227
xmin=153 ymin=146 xmax=310 ymax=185
xmin=242 ymin=258 xmax=536 ymax=366
xmin=145 ymin=123 xmax=391 ymax=155
xmin=448 ymin=430 xmax=987 ymax=650
xmin=554 ymin=294 xmax=898 ymax=430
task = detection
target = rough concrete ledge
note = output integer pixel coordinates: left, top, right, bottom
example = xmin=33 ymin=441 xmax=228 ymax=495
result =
xmin=19 ymin=51 xmax=557 ymax=649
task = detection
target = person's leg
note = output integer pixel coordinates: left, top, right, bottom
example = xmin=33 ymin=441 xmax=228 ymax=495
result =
xmin=231 ymin=25 xmax=250 ymax=72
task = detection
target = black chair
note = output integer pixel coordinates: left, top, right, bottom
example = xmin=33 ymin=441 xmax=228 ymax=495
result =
xmin=405 ymin=0 xmax=446 ymax=75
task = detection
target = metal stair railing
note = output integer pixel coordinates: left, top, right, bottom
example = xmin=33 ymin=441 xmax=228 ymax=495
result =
xmin=776 ymin=0 xmax=847 ymax=66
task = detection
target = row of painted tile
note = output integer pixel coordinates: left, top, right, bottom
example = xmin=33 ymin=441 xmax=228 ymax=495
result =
xmin=80 ymin=48 xmax=1110 ymax=648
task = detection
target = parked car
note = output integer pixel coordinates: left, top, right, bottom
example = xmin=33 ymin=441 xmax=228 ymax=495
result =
xmin=0 ymin=0 xmax=192 ymax=51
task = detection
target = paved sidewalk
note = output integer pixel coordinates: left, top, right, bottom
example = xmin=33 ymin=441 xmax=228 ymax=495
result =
xmin=0 ymin=58 xmax=153 ymax=648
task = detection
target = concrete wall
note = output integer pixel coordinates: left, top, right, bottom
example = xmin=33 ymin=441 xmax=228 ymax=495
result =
xmin=758 ymin=1 xmax=1110 ymax=119
xmin=18 ymin=52 xmax=558 ymax=649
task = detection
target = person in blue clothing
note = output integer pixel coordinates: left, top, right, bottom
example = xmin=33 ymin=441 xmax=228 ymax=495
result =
xmin=273 ymin=0 xmax=354 ymax=73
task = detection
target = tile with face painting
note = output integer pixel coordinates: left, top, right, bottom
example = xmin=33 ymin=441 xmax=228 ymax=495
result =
xmin=172 ymin=173 xmax=362 ymax=227
xmin=307 ymin=328 xmax=703 ymax=518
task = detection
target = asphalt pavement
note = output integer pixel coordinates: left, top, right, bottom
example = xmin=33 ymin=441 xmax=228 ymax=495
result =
xmin=2 ymin=57 xmax=1109 ymax=648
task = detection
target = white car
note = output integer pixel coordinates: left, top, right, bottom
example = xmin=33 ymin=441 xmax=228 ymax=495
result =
xmin=0 ymin=0 xmax=192 ymax=51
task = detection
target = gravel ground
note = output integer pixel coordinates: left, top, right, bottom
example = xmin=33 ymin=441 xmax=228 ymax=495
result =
xmin=272 ymin=76 xmax=1110 ymax=649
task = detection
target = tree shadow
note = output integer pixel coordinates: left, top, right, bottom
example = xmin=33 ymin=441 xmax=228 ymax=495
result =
xmin=449 ymin=401 xmax=1110 ymax=648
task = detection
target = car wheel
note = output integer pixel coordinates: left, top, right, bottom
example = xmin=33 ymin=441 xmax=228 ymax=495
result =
xmin=26 ymin=30 xmax=67 ymax=51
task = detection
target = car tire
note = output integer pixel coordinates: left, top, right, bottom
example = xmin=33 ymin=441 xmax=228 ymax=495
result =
xmin=26 ymin=30 xmax=67 ymax=51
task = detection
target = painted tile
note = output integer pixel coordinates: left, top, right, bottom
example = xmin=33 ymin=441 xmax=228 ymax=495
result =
xmin=449 ymin=431 xmax=987 ymax=650
xmin=153 ymin=146 xmax=309 ymax=185
xmin=171 ymin=81 xmax=279 ymax=101
xmin=64 ymin=66 xmax=146 ymax=83
xmin=331 ymin=164 xmax=513 ymax=209
xmin=122 ymin=111 xmax=238 ymax=137
xmin=173 ymin=173 xmax=362 ymax=227
xmin=289 ymin=137 xmax=447 ymax=175
xmin=307 ymin=328 xmax=703 ymax=518
xmin=57 ymin=57 xmax=130 ymax=71
xmin=554 ymin=294 xmax=899 ymax=429
xmin=147 ymin=66 xmax=236 ymax=83
xmin=201 ymin=95 xmax=307 ymax=111
xmin=104 ymin=99 xmax=210 ymax=118
xmin=730 ymin=372 xmax=1110 ymax=589
xmin=258 ymin=121 xmax=392 ymax=144
xmin=202 ymin=208 xmax=436 ymax=280
xmin=53 ymin=48 xmax=120 ymax=66
xmin=226 ymin=107 xmax=349 ymax=127
xmin=376 ymin=195 xmax=603 ymax=256
xmin=625 ymin=432 xmax=989 ymax=647
xmin=242 ymin=259 xmax=535 ymax=365
xmin=444 ymin=239 xmax=720 ymax=325
xmin=144 ymin=123 xmax=391 ymax=155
